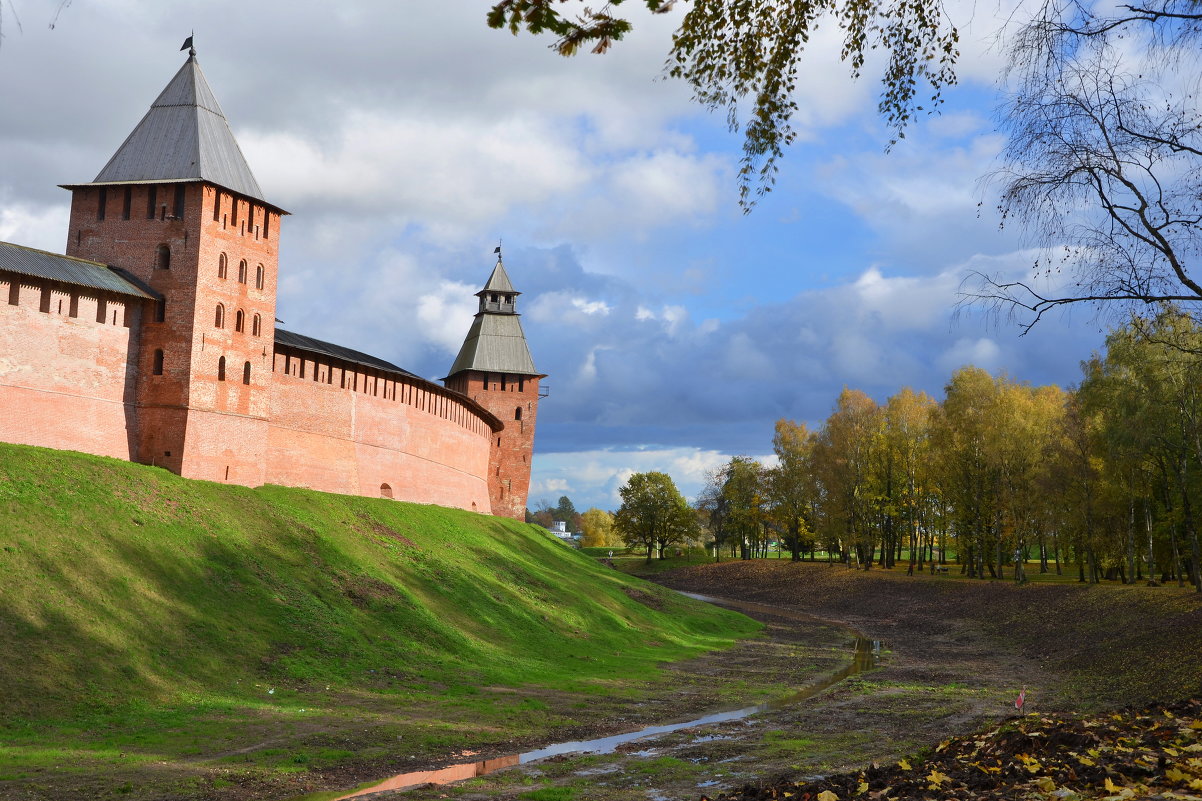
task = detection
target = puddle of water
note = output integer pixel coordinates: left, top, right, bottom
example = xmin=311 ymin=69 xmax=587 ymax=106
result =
xmin=303 ymin=594 xmax=876 ymax=800
xmin=324 ymin=755 xmax=520 ymax=799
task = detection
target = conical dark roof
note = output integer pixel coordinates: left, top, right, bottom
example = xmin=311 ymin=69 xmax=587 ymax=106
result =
xmin=448 ymin=313 xmax=539 ymax=376
xmin=449 ymin=260 xmax=539 ymax=377
xmin=479 ymin=261 xmax=516 ymax=295
xmin=89 ymin=53 xmax=267 ymax=203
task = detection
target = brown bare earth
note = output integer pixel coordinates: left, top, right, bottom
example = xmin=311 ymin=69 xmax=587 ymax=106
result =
xmin=11 ymin=561 xmax=1201 ymax=801
xmin=379 ymin=560 xmax=1202 ymax=801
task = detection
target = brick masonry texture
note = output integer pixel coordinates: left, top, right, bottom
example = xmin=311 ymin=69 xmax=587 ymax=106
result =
xmin=0 ymin=181 xmax=535 ymax=516
xmin=445 ymin=371 xmax=541 ymax=520
xmin=0 ymin=277 xmax=141 ymax=460
xmin=0 ymin=57 xmax=541 ymax=518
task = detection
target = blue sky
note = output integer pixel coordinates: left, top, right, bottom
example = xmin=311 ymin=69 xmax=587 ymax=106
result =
xmin=0 ymin=1 xmax=1107 ymax=511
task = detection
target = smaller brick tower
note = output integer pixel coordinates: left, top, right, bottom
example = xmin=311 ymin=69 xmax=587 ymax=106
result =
xmin=444 ymin=254 xmax=544 ymax=520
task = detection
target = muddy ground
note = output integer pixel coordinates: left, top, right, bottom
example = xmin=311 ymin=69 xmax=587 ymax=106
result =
xmin=386 ymin=562 xmax=1076 ymax=801
xmin=9 ymin=561 xmax=1199 ymax=801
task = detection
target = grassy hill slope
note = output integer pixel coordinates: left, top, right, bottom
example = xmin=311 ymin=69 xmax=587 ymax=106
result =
xmin=0 ymin=443 xmax=757 ymax=798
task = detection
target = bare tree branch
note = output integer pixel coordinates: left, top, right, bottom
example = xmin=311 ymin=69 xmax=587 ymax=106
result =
xmin=969 ymin=3 xmax=1202 ymax=330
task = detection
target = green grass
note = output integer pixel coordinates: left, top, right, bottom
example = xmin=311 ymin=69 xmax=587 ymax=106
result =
xmin=0 ymin=442 xmax=759 ymax=793
xmin=519 ymin=788 xmax=577 ymax=801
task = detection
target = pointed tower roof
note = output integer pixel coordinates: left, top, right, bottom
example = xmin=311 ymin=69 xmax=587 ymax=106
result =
xmin=479 ymin=261 xmax=517 ymax=295
xmin=72 ymin=51 xmax=271 ymax=205
xmin=448 ymin=258 xmax=541 ymax=377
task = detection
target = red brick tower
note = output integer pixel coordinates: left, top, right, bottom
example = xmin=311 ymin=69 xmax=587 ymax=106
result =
xmin=444 ymin=255 xmax=544 ymax=520
xmin=61 ymin=46 xmax=285 ymax=484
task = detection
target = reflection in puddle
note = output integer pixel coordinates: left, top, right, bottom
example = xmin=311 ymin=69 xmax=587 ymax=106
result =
xmin=331 ymin=755 xmax=519 ymax=799
xmin=318 ymin=594 xmax=877 ymax=800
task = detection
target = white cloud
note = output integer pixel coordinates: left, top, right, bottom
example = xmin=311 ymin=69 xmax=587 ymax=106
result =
xmin=527 ymin=291 xmax=613 ymax=323
xmin=608 ymin=150 xmax=725 ymax=224
xmin=572 ymin=297 xmax=611 ymax=316
xmin=0 ymin=200 xmax=68 ymax=253
xmin=938 ymin=337 xmax=1003 ymax=374
xmin=630 ymin=303 xmax=689 ymax=334
xmin=417 ymin=281 xmax=479 ymax=354
xmin=531 ymin=446 xmax=740 ymax=510
xmin=530 ymin=477 xmax=571 ymax=497
xmin=244 ymin=112 xmax=592 ymax=239
xmin=850 ymin=266 xmax=961 ymax=329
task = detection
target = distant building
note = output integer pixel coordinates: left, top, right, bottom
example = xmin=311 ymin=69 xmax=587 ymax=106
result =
xmin=548 ymin=521 xmax=580 ymax=547
xmin=0 ymin=48 xmax=545 ymax=518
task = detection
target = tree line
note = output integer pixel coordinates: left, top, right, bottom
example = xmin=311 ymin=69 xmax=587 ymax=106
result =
xmin=615 ymin=310 xmax=1202 ymax=590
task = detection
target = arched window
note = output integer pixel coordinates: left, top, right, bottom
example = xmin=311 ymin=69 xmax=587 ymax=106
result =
xmin=218 ymin=253 xmax=228 ymax=279
xmin=380 ymin=483 xmax=394 ymax=499
xmin=515 ymin=407 xmax=522 ymax=420
xmin=214 ymin=304 xmax=225 ymax=328
xmin=255 ymin=264 xmax=265 ymax=290
xmin=252 ymin=313 xmax=261 ymax=337
xmin=156 ymin=245 xmax=170 ymax=270
xmin=242 ymin=361 xmax=251 ymax=385
xmin=152 ymin=349 xmax=164 ymax=375
xmin=235 ymin=309 xmax=245 ymax=333
xmin=238 ymin=260 xmax=247 ymax=284
xmin=218 ymin=356 xmax=227 ymax=381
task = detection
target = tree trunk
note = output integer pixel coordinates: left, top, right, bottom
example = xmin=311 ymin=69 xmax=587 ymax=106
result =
xmin=1126 ymin=497 xmax=1137 ymax=585
xmin=1170 ymin=522 xmax=1184 ymax=586
xmin=1182 ymin=490 xmax=1202 ymax=592
xmin=1145 ymin=502 xmax=1156 ymax=583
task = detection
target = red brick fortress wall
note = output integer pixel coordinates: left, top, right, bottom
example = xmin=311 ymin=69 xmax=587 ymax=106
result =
xmin=446 ymin=371 xmax=540 ymax=520
xmin=174 ymin=185 xmax=278 ymax=486
xmin=0 ymin=274 xmax=143 ymax=460
xmin=266 ymin=347 xmax=496 ymax=513
xmin=65 ymin=182 xmax=280 ymax=483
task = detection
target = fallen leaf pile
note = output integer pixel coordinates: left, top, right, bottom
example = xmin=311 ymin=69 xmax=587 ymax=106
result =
xmin=700 ymin=698 xmax=1202 ymax=800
